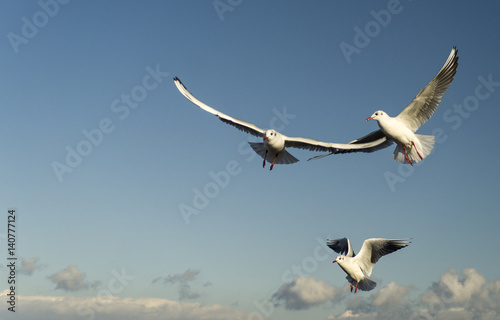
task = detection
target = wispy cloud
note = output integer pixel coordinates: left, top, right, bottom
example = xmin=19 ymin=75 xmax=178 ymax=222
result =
xmin=47 ymin=265 xmax=97 ymax=291
xmin=271 ymin=276 xmax=343 ymax=310
xmin=18 ymin=257 xmax=44 ymax=275
xmin=153 ymin=269 xmax=204 ymax=300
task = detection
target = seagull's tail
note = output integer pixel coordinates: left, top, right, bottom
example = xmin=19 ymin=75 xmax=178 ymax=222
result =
xmin=249 ymin=142 xmax=299 ymax=165
xmin=356 ymin=277 xmax=377 ymax=292
xmin=393 ymin=134 xmax=435 ymax=164
xmin=277 ymin=149 xmax=299 ymax=164
xmin=346 ymin=275 xmax=377 ymax=292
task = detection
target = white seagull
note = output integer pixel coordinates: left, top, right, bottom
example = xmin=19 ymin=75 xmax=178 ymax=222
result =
xmin=173 ymin=77 xmax=388 ymax=170
xmin=327 ymin=237 xmax=410 ymax=293
xmin=310 ymin=47 xmax=459 ymax=165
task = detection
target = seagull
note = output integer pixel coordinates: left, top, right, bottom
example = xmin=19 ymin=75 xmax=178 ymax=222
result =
xmin=310 ymin=47 xmax=459 ymax=165
xmin=173 ymin=77 xmax=388 ymax=170
xmin=327 ymin=237 xmax=410 ymax=293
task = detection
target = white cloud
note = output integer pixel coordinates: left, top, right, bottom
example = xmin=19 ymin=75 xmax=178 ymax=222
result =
xmin=439 ymin=268 xmax=485 ymax=304
xmin=336 ymin=309 xmax=368 ymax=318
xmin=47 ymin=265 xmax=93 ymax=291
xmin=418 ymin=268 xmax=500 ymax=320
xmin=333 ymin=282 xmax=414 ymax=320
xmin=272 ymin=276 xmax=341 ymax=310
xmin=327 ymin=268 xmax=500 ymax=320
xmin=372 ymin=281 xmax=411 ymax=307
xmin=0 ymin=290 xmax=259 ymax=320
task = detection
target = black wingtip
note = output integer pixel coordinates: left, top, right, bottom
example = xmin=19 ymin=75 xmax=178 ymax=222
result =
xmin=174 ymin=77 xmax=187 ymax=88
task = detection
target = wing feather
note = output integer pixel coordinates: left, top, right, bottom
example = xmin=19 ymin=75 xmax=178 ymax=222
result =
xmin=285 ymin=134 xmax=394 ymax=155
xmin=174 ymin=77 xmax=266 ymax=138
xmin=396 ymin=47 xmax=459 ymax=132
xmin=284 ymin=136 xmax=342 ymax=153
xmin=356 ymin=238 xmax=410 ymax=276
xmin=307 ymin=130 xmax=394 ymax=161
xmin=326 ymin=237 xmax=355 ymax=257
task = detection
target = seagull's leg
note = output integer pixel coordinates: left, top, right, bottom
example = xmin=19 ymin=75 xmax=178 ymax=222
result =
xmin=402 ymin=145 xmax=413 ymax=166
xmin=350 ymin=283 xmax=353 ymax=292
xmin=270 ymin=153 xmax=279 ymax=171
xmin=412 ymin=141 xmax=424 ymax=160
xmin=354 ymin=282 xmax=359 ymax=293
xmin=263 ymin=150 xmax=268 ymax=168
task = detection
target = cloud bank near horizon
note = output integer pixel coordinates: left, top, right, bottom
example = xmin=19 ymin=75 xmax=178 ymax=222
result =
xmin=1 ymin=268 xmax=499 ymax=320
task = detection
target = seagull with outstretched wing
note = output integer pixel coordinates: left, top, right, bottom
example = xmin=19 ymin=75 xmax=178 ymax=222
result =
xmin=327 ymin=237 xmax=410 ymax=293
xmin=173 ymin=77 xmax=387 ymax=170
xmin=311 ymin=47 xmax=459 ymax=165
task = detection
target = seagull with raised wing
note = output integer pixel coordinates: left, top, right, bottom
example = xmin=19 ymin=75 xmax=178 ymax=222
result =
xmin=310 ymin=47 xmax=459 ymax=165
xmin=327 ymin=237 xmax=410 ymax=293
xmin=174 ymin=77 xmax=387 ymax=170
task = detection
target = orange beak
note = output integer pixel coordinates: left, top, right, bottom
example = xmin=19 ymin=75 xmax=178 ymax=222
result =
xmin=264 ymin=136 xmax=269 ymax=140
xmin=366 ymin=116 xmax=374 ymax=121
xmin=333 ymin=260 xmax=337 ymax=263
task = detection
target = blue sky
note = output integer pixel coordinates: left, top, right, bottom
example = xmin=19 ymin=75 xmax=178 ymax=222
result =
xmin=1 ymin=1 xmax=500 ymax=319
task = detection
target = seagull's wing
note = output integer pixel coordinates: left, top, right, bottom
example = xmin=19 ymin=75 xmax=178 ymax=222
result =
xmin=396 ymin=47 xmax=459 ymax=132
xmin=326 ymin=237 xmax=355 ymax=257
xmin=306 ymin=130 xmax=394 ymax=161
xmin=348 ymin=130 xmax=387 ymax=145
xmin=174 ymin=77 xmax=266 ymax=138
xmin=283 ymin=136 xmax=342 ymax=153
xmin=355 ymin=238 xmax=411 ymax=277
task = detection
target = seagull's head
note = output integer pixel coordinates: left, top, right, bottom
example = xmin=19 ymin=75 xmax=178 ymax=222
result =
xmin=333 ymin=255 xmax=345 ymax=264
xmin=366 ymin=110 xmax=387 ymax=121
xmin=264 ymin=129 xmax=279 ymax=142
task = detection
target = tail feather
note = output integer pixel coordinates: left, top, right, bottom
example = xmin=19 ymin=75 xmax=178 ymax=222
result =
xmin=276 ymin=149 xmax=299 ymax=164
xmin=248 ymin=142 xmax=299 ymax=165
xmin=346 ymin=275 xmax=377 ymax=292
xmin=356 ymin=278 xmax=377 ymax=292
xmin=249 ymin=142 xmax=266 ymax=160
xmin=393 ymin=134 xmax=435 ymax=164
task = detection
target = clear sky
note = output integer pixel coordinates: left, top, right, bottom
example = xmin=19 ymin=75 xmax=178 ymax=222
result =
xmin=1 ymin=1 xmax=500 ymax=320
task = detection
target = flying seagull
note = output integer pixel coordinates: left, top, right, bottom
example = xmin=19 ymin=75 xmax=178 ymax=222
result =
xmin=173 ymin=77 xmax=387 ymax=170
xmin=310 ymin=47 xmax=459 ymax=165
xmin=327 ymin=237 xmax=410 ymax=293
